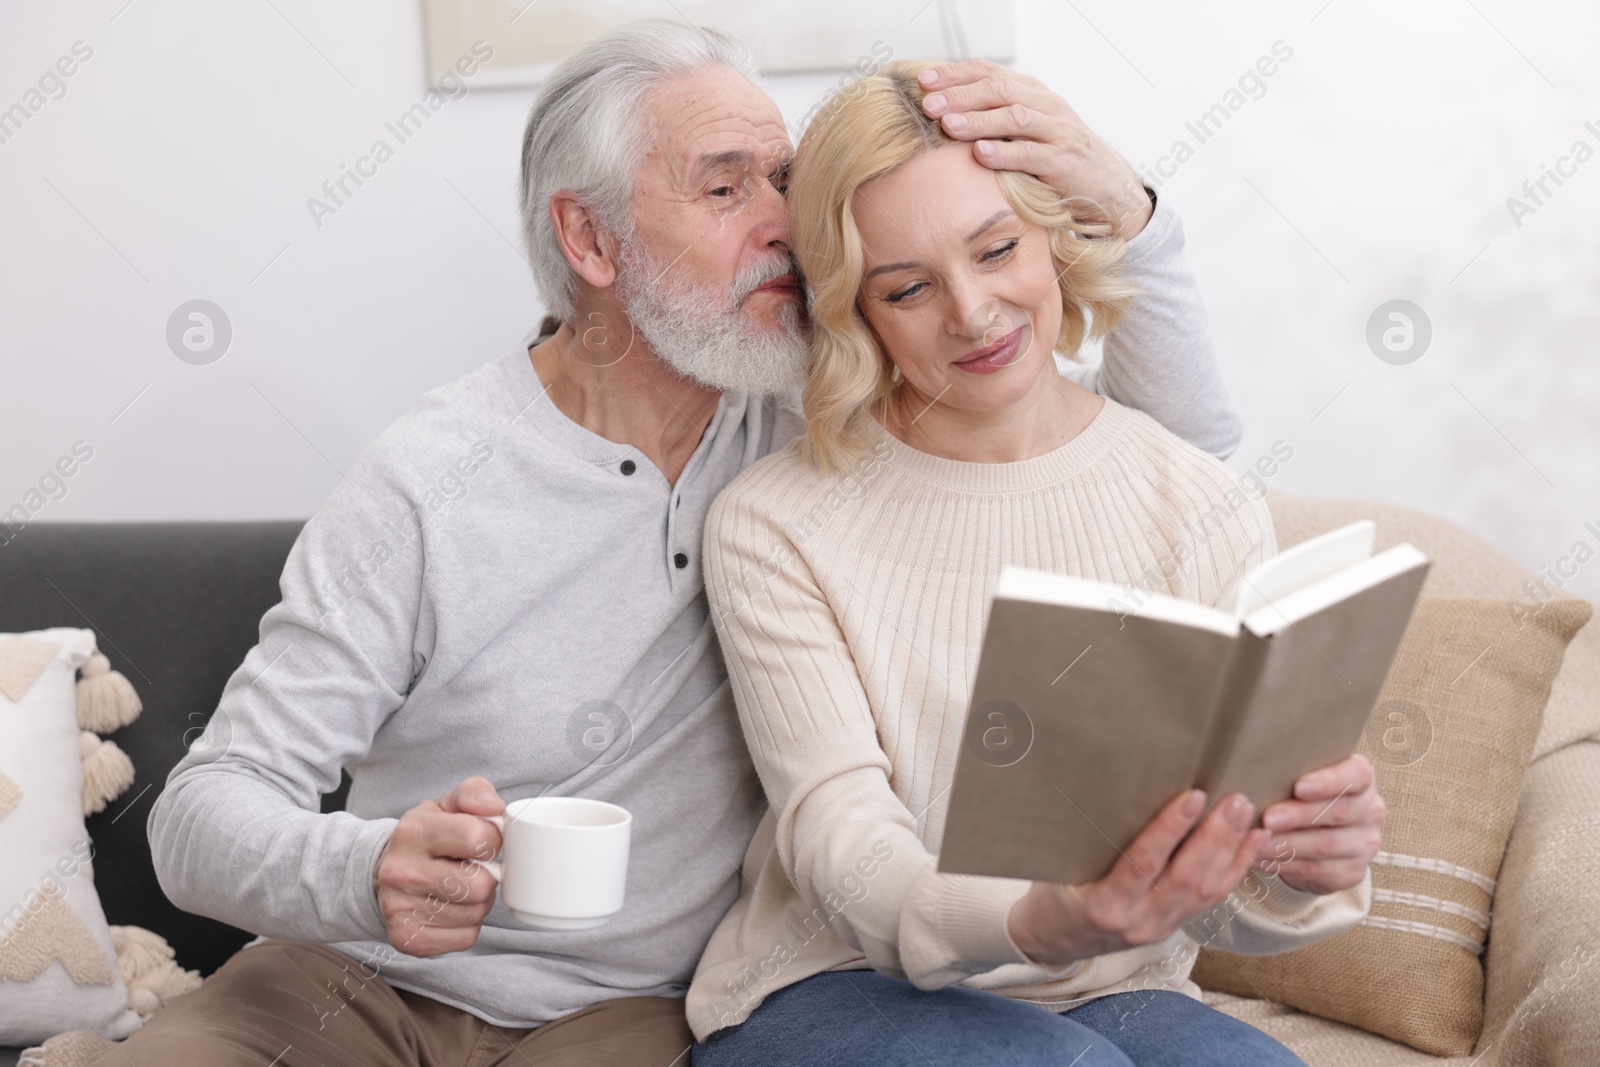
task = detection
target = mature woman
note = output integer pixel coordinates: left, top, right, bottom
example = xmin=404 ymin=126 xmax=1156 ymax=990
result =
xmin=685 ymin=62 xmax=1384 ymax=1066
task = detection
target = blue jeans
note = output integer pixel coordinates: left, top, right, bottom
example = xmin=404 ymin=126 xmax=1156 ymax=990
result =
xmin=692 ymin=970 xmax=1306 ymax=1067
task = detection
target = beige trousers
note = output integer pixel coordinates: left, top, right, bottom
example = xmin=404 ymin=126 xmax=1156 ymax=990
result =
xmin=89 ymin=940 xmax=693 ymax=1067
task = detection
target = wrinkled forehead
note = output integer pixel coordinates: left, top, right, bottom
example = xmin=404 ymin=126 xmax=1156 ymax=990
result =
xmin=638 ymin=66 xmax=793 ymax=192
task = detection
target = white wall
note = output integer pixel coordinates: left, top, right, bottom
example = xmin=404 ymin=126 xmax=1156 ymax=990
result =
xmin=3 ymin=1 xmax=1597 ymax=601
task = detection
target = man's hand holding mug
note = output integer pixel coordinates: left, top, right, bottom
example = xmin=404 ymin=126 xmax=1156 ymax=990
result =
xmin=376 ymin=775 xmax=633 ymax=957
xmin=376 ymin=775 xmax=507 ymax=958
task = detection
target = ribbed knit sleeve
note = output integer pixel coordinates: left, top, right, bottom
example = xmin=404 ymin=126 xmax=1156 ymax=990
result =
xmin=1189 ymin=867 xmax=1372 ymax=956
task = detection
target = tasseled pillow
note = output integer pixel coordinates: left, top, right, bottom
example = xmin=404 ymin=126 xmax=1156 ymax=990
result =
xmin=0 ymin=628 xmax=200 ymax=1049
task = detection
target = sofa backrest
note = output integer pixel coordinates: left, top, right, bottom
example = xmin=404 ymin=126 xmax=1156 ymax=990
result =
xmin=0 ymin=521 xmax=313 ymax=976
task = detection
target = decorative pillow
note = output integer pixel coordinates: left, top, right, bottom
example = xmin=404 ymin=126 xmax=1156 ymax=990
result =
xmin=0 ymin=627 xmax=142 ymax=1043
xmin=1 ymin=628 xmax=201 ymax=1057
xmin=1192 ymin=595 xmax=1593 ymax=1057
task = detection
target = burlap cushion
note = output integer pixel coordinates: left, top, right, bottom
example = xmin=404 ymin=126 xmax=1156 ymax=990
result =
xmin=1191 ymin=594 xmax=1592 ymax=1057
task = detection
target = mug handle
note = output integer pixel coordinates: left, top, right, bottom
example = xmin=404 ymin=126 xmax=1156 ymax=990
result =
xmin=475 ymin=814 xmax=505 ymax=883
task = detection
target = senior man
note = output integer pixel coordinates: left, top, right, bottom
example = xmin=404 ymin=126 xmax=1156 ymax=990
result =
xmin=82 ymin=18 xmax=1246 ymax=1067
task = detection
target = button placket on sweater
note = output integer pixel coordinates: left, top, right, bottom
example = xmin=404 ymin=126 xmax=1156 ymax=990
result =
xmin=663 ymin=457 xmax=690 ymax=582
xmin=661 ymin=396 xmax=732 ymax=586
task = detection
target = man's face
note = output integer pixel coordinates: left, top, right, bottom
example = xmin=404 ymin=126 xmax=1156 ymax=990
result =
xmin=627 ymin=65 xmax=800 ymax=332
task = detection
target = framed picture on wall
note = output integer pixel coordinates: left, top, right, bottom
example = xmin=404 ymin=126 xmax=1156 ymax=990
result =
xmin=421 ymin=0 xmax=1016 ymax=89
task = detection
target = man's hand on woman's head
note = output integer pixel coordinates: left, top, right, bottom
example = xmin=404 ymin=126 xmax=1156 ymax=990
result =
xmin=916 ymin=59 xmax=1154 ymax=240
xmin=374 ymin=775 xmax=506 ymax=958
xmin=1256 ymin=753 xmax=1386 ymax=896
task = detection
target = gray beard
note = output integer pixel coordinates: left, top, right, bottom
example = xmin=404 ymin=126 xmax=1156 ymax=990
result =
xmin=613 ymin=235 xmax=809 ymax=397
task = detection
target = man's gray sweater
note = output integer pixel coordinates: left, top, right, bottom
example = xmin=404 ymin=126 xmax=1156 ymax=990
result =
xmin=148 ymin=192 xmax=1241 ymax=1028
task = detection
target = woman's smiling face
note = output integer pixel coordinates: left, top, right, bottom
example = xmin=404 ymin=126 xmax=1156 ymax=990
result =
xmin=852 ymin=144 xmax=1065 ymax=418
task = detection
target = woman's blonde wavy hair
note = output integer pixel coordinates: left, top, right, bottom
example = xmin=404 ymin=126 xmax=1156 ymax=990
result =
xmin=789 ymin=60 xmax=1144 ymax=473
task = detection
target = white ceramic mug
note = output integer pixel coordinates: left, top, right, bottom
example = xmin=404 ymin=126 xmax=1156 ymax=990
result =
xmin=478 ymin=797 xmax=631 ymax=930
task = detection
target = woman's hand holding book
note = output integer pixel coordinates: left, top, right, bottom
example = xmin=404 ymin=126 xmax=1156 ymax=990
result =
xmin=1006 ymin=789 xmax=1268 ymax=967
xmin=1006 ymin=755 xmax=1385 ymax=967
xmin=1255 ymin=754 xmax=1386 ymax=895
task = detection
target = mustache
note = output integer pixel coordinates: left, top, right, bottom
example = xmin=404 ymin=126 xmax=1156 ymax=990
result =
xmin=732 ymin=253 xmax=799 ymax=304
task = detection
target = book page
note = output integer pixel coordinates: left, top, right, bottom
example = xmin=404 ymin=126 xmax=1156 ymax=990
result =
xmin=1233 ymin=520 xmax=1376 ymax=617
xmin=1241 ymin=544 xmax=1429 ymax=637
xmin=997 ymin=566 xmax=1240 ymax=636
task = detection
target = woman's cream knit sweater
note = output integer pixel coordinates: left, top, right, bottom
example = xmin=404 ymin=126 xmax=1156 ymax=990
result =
xmin=686 ymin=396 xmax=1371 ymax=1041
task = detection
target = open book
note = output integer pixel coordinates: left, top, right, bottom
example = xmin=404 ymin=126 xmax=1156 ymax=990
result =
xmin=937 ymin=520 xmax=1430 ymax=886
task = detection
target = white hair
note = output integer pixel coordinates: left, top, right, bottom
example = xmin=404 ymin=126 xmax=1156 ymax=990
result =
xmin=517 ymin=19 xmax=762 ymax=323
